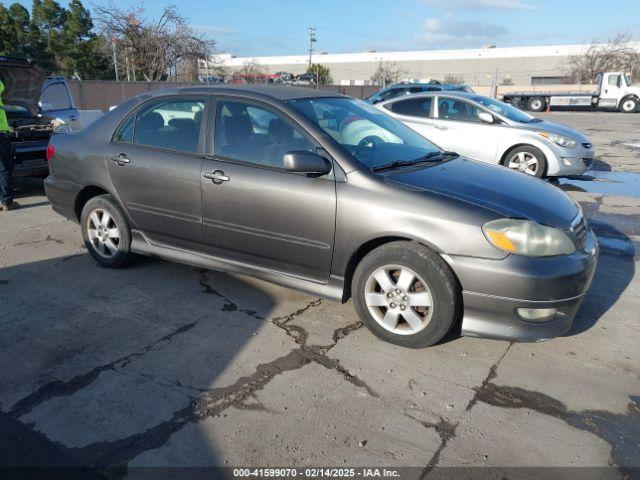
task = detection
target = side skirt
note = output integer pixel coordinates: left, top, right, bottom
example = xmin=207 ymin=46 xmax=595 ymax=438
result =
xmin=130 ymin=230 xmax=345 ymax=302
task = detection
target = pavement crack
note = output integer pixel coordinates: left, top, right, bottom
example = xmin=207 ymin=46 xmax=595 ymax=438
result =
xmin=199 ymin=270 xmax=264 ymax=321
xmin=465 ymin=341 xmax=513 ymax=412
xmin=9 ymin=322 xmax=198 ymax=419
xmin=474 ymin=385 xmax=639 ymax=477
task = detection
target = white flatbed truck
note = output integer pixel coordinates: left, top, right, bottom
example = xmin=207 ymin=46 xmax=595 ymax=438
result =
xmin=502 ymin=72 xmax=640 ymax=113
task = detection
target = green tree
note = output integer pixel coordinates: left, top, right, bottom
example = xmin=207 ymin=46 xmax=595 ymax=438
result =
xmin=60 ymin=0 xmax=110 ymax=78
xmin=0 ymin=5 xmax=21 ymax=55
xmin=306 ymin=63 xmax=333 ymax=85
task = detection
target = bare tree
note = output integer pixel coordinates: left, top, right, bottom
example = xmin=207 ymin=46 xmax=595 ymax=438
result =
xmin=568 ymin=33 xmax=640 ymax=84
xmin=371 ymin=61 xmax=406 ymax=87
xmin=500 ymin=76 xmax=514 ymax=86
xmin=233 ymin=59 xmax=267 ymax=83
xmin=94 ymin=3 xmax=216 ymax=81
xmin=443 ymin=74 xmax=464 ymax=84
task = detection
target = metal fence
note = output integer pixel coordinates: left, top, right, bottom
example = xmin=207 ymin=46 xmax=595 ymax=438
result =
xmin=67 ymin=81 xmax=379 ymax=111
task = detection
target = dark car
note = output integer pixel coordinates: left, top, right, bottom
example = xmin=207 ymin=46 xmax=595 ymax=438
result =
xmin=45 ymin=85 xmax=598 ymax=348
xmin=365 ymin=82 xmax=474 ymax=104
xmin=1 ymin=57 xmax=80 ymax=177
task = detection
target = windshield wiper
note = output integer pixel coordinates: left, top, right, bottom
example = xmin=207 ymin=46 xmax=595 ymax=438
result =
xmin=372 ymin=151 xmax=458 ymax=172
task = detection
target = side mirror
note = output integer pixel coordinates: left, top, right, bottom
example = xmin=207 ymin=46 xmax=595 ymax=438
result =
xmin=283 ymin=151 xmax=330 ymax=175
xmin=478 ymin=112 xmax=494 ymax=124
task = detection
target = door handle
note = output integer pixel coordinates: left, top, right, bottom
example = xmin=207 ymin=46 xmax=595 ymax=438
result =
xmin=110 ymin=153 xmax=130 ymax=166
xmin=433 ymin=124 xmax=448 ymax=130
xmin=203 ymin=170 xmax=230 ymax=184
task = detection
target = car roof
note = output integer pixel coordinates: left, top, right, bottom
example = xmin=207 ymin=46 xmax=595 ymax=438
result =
xmin=381 ymin=90 xmax=480 ymax=104
xmin=172 ymin=84 xmax=344 ymax=101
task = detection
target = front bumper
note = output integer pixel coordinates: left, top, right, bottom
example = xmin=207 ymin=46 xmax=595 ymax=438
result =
xmin=548 ymin=144 xmax=594 ymax=177
xmin=447 ymin=229 xmax=598 ymax=342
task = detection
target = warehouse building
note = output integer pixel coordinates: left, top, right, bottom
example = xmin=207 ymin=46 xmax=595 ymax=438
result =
xmin=202 ymin=43 xmax=636 ymax=87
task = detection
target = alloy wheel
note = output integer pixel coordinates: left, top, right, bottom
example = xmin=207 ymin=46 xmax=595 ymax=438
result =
xmin=508 ymin=151 xmax=539 ymax=176
xmin=86 ymin=208 xmax=120 ymax=258
xmin=364 ymin=265 xmax=433 ymax=335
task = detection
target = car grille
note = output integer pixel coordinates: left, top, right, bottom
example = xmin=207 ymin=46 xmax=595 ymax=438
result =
xmin=571 ymin=215 xmax=588 ymax=249
xmin=582 ymin=157 xmax=593 ymax=167
xmin=582 ymin=142 xmax=592 ymax=149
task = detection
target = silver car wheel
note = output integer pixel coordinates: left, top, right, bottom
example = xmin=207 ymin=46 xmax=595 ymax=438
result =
xmin=86 ymin=208 xmax=120 ymax=258
xmin=364 ymin=265 xmax=433 ymax=335
xmin=508 ymin=151 xmax=539 ymax=176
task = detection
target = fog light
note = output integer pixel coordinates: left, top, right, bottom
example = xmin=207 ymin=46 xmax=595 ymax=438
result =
xmin=517 ymin=308 xmax=557 ymax=322
xmin=561 ymin=158 xmax=572 ymax=166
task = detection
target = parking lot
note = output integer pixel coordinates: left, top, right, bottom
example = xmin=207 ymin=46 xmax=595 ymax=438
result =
xmin=1 ymin=111 xmax=639 ymax=478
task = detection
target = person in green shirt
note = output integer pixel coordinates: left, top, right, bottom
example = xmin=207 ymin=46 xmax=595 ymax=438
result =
xmin=0 ymin=78 xmax=18 ymax=211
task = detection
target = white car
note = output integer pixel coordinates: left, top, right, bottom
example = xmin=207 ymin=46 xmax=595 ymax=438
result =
xmin=375 ymin=91 xmax=595 ymax=177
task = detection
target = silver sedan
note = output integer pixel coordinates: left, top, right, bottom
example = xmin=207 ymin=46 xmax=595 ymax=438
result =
xmin=376 ymin=91 xmax=595 ymax=178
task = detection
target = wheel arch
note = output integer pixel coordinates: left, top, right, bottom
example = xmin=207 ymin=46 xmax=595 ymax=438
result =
xmin=74 ymin=185 xmax=114 ymax=222
xmin=341 ymin=235 xmax=454 ymax=302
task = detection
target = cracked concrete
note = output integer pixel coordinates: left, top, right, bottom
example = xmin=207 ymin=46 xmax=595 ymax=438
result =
xmin=1 ymin=113 xmax=640 ymax=476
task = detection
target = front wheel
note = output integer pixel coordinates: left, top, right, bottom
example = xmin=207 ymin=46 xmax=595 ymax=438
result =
xmin=619 ymin=96 xmax=638 ymax=113
xmin=504 ymin=145 xmax=547 ymax=178
xmin=352 ymin=242 xmax=461 ymax=348
xmin=81 ymin=194 xmax=133 ymax=268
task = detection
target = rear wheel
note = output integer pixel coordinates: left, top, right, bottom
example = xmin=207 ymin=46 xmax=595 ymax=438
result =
xmin=528 ymin=97 xmax=546 ymax=112
xmin=619 ymin=96 xmax=638 ymax=113
xmin=81 ymin=195 xmax=133 ymax=268
xmin=504 ymin=145 xmax=547 ymax=178
xmin=352 ymin=242 xmax=460 ymax=348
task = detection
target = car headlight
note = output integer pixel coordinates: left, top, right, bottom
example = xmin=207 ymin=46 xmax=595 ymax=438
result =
xmin=483 ymin=219 xmax=575 ymax=257
xmin=538 ymin=131 xmax=577 ymax=148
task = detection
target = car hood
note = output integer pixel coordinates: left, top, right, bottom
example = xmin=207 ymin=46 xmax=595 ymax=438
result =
xmin=512 ymin=119 xmax=591 ymax=144
xmin=387 ymin=157 xmax=579 ymax=228
xmin=0 ymin=58 xmax=46 ymax=115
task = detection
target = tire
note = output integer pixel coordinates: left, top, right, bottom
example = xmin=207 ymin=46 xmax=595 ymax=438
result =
xmin=80 ymin=194 xmax=133 ymax=268
xmin=619 ymin=96 xmax=638 ymax=113
xmin=503 ymin=145 xmax=547 ymax=178
xmin=528 ymin=97 xmax=546 ymax=112
xmin=352 ymin=241 xmax=461 ymax=348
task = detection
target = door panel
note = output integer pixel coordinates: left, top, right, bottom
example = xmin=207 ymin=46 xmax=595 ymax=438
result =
xmin=434 ymin=97 xmax=500 ymax=164
xmin=201 ymin=97 xmax=336 ymax=281
xmin=107 ymin=97 xmax=206 ymax=251
xmin=201 ymin=160 xmax=335 ymax=280
xmin=107 ymin=144 xmax=204 ymax=250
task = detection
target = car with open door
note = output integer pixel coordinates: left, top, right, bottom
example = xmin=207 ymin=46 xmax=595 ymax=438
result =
xmin=376 ymin=91 xmax=595 ymax=178
xmin=45 ymin=85 xmax=597 ymax=348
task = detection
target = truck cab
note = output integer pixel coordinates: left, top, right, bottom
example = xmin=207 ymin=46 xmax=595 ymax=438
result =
xmin=594 ymin=72 xmax=640 ymax=112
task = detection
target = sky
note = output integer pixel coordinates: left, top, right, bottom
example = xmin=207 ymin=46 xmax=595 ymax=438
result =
xmin=17 ymin=0 xmax=640 ymax=57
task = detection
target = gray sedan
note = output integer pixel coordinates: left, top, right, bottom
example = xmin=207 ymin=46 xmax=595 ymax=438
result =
xmin=45 ymin=86 xmax=598 ymax=348
xmin=376 ymin=91 xmax=595 ymax=178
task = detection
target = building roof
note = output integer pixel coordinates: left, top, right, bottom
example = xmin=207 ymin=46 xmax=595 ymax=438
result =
xmin=211 ymin=42 xmax=640 ymax=67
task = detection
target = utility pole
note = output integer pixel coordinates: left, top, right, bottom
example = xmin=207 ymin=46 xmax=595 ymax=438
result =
xmin=308 ymin=27 xmax=316 ymax=69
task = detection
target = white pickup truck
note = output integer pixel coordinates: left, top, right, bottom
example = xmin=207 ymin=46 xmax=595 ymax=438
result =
xmin=503 ymin=72 xmax=640 ymax=113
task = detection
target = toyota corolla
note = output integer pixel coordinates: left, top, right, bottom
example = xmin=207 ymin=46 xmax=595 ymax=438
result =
xmin=45 ymin=86 xmax=598 ymax=348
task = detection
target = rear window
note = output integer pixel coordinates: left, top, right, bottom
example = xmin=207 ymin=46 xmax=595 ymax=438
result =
xmin=40 ymin=83 xmax=72 ymax=111
xmin=386 ymin=97 xmax=433 ymax=118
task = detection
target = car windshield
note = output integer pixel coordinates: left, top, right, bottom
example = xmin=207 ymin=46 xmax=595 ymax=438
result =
xmin=473 ymin=96 xmax=536 ymax=123
xmin=287 ymin=97 xmax=441 ymax=170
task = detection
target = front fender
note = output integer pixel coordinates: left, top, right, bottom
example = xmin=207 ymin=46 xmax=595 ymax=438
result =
xmin=497 ymin=133 xmax=560 ymax=175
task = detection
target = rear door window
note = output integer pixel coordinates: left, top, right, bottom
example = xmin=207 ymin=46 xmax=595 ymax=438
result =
xmin=132 ymin=99 xmax=205 ymax=154
xmin=386 ymin=97 xmax=433 ymax=118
